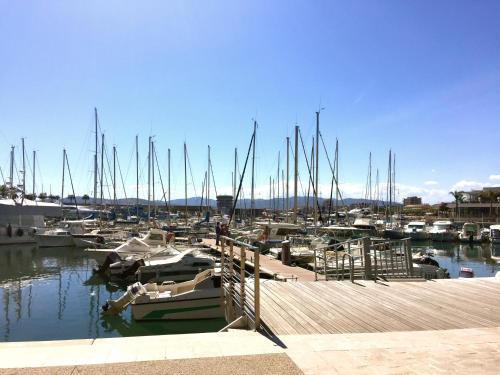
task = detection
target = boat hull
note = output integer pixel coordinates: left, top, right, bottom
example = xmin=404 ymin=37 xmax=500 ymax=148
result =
xmin=132 ymin=294 xmax=222 ymax=320
xmin=405 ymin=231 xmax=429 ymax=241
xmin=35 ymin=234 xmax=75 ymax=247
xmin=430 ymin=232 xmax=457 ymax=242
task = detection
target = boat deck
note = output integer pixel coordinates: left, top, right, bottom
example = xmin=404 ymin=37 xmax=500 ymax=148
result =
xmin=257 ymin=277 xmax=500 ymax=335
xmin=202 ymin=238 xmax=316 ymax=281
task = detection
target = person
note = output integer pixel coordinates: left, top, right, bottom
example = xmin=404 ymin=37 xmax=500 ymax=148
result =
xmin=215 ymin=222 xmax=221 ymax=246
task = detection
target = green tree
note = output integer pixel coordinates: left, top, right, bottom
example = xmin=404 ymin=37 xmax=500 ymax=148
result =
xmin=438 ymin=202 xmax=449 ymax=216
xmin=24 ymin=193 xmax=36 ymax=200
xmin=449 ymin=191 xmax=464 ymax=219
xmin=38 ymin=192 xmax=47 ymax=201
xmin=82 ymin=194 xmax=90 ymax=205
xmin=480 ymin=190 xmax=499 ymax=218
xmin=0 ymin=185 xmax=7 ymax=198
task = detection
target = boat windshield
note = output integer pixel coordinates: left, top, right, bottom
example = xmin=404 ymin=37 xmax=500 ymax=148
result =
xmin=408 ymin=224 xmax=424 ymax=229
xmin=491 ymin=229 xmax=500 ymax=238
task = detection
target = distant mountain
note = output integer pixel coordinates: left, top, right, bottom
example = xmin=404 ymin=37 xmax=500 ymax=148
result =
xmin=62 ymin=195 xmax=400 ymax=208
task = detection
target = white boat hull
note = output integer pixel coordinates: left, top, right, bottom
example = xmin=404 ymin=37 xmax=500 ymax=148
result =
xmin=35 ymin=234 xmax=75 ymax=247
xmin=132 ymin=293 xmax=222 ymax=320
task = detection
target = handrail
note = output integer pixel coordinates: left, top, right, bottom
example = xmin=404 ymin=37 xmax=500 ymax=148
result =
xmin=341 ymin=253 xmax=354 ymax=282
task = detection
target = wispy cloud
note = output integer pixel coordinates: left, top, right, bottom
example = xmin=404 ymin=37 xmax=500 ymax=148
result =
xmin=424 ymin=180 xmax=438 ymax=186
xmin=489 ymin=174 xmax=500 ymax=181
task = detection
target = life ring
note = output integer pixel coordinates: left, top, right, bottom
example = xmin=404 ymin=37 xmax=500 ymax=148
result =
xmin=16 ymin=228 xmax=24 ymax=237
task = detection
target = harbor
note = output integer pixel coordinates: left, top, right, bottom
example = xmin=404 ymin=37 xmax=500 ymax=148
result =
xmin=2 ymin=2 xmax=500 ymax=373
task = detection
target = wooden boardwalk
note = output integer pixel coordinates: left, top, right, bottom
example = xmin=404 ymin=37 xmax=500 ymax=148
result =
xmin=257 ymin=277 xmax=500 ymax=335
xmin=203 ymin=238 xmax=316 ymax=281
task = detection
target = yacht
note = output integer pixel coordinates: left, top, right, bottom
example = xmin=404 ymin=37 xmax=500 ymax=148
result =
xmin=403 ymin=221 xmax=430 ymax=241
xmin=102 ymin=269 xmax=223 ymax=320
xmin=490 ymin=225 xmax=500 ymax=244
xmin=85 ymin=228 xmax=174 ymax=262
xmin=35 ymin=219 xmax=103 ymax=248
xmin=429 ymin=221 xmax=458 ymax=242
xmin=459 ymin=223 xmax=484 ymax=243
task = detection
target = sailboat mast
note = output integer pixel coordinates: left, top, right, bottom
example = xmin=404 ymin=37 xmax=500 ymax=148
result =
xmin=293 ymin=125 xmax=298 ymax=223
xmin=286 ymin=137 xmax=290 ymax=221
xmin=21 ymin=138 xmax=25 ymax=198
xmin=113 ymin=146 xmax=116 ymax=205
xmin=277 ymin=151 xmax=280 ymax=215
xmin=207 ymin=145 xmax=211 ymax=213
xmin=314 ymin=111 xmax=320 ymax=226
xmin=152 ymin=140 xmax=155 ymax=218
xmin=100 ymin=133 xmax=104 ymax=207
xmin=250 ymin=120 xmax=256 ymax=225
xmin=233 ymin=148 xmax=237 ymax=228
xmin=184 ymin=142 xmax=188 ymax=225
xmin=167 ymin=148 xmax=171 ymax=215
xmin=135 ymin=135 xmax=139 ymax=217
xmin=61 ymin=149 xmax=66 ymax=207
xmin=147 ymin=136 xmax=151 ymax=221
xmin=32 ymin=150 xmax=36 ymax=195
xmin=335 ymin=139 xmax=339 ymax=218
xmin=94 ymin=108 xmax=98 ymax=205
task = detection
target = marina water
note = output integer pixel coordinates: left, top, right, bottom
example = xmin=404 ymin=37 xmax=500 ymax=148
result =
xmin=1 ymin=242 xmax=499 ymax=342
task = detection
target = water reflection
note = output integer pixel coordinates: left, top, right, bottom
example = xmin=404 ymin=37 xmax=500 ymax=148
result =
xmin=0 ymin=246 xmax=225 ymax=342
xmin=412 ymin=241 xmax=500 ymax=278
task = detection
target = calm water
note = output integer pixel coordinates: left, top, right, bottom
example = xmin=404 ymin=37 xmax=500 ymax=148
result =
xmin=412 ymin=241 xmax=500 ymax=278
xmin=1 ymin=242 xmax=499 ymax=342
xmin=0 ymin=245 xmax=226 ymax=342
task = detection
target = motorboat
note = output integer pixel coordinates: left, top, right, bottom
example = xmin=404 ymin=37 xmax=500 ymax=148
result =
xmin=412 ymin=251 xmax=449 ymax=279
xmin=352 ymin=217 xmax=377 ymax=236
xmin=459 ymin=267 xmax=474 ymax=278
xmin=134 ymin=249 xmax=215 ymax=284
xmin=490 ymin=225 xmax=500 ymax=244
xmin=85 ymin=228 xmax=174 ymax=262
xmin=102 ymin=269 xmax=223 ymax=320
xmin=429 ymin=221 xmax=458 ymax=242
xmin=403 ymin=221 xmax=430 ymax=241
xmin=35 ymin=219 xmax=103 ymax=248
xmin=459 ymin=223 xmax=484 ymax=243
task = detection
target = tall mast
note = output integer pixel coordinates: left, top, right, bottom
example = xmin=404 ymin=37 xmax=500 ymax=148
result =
xmin=369 ymin=152 xmax=372 ymax=209
xmin=207 ymin=145 xmax=211 ymax=213
xmin=293 ymin=125 xmax=298 ymax=223
xmin=94 ymin=108 xmax=98 ymax=205
xmin=393 ymin=153 xmax=396 ymax=209
xmin=286 ymin=136 xmax=289 ymax=221
xmin=22 ymin=138 xmax=25 ymax=196
xmin=32 ymin=150 xmax=36 ymax=196
xmin=314 ymin=111 xmax=320 ymax=226
xmin=167 ymin=148 xmax=171 ymax=216
xmin=135 ymin=135 xmax=139 ymax=217
xmin=61 ymin=149 xmax=66 ymax=207
xmin=152 ymin=140 xmax=155 ymax=218
xmin=250 ymin=120 xmax=256 ymax=225
xmin=282 ymin=169 xmax=285 ymax=211
xmin=147 ymin=136 xmax=151 ymax=221
xmin=277 ymin=151 xmax=280 ymax=215
xmin=100 ymin=133 xmax=104 ymax=207
xmin=9 ymin=146 xmax=14 ymax=189
xmin=113 ymin=145 xmax=117 ymax=205
xmin=233 ymin=148 xmax=237 ymax=228
xmin=184 ymin=142 xmax=188 ymax=225
xmin=335 ymin=139 xmax=339 ymax=218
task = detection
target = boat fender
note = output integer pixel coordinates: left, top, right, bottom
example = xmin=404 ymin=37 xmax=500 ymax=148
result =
xmin=16 ymin=228 xmax=24 ymax=237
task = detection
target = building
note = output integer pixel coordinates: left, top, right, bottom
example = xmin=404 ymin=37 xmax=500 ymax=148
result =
xmin=216 ymin=195 xmax=234 ymax=215
xmin=403 ymin=196 xmax=422 ymax=206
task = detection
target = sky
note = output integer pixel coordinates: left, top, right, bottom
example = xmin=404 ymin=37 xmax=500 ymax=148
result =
xmin=0 ymin=0 xmax=499 ymax=204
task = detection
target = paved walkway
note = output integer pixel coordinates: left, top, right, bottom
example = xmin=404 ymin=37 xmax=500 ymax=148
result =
xmin=2 ymin=327 xmax=500 ymax=374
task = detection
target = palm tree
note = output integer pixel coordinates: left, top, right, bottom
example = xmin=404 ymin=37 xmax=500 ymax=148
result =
xmin=449 ymin=191 xmax=464 ymax=219
xmin=0 ymin=185 xmax=7 ymax=198
xmin=82 ymin=194 xmax=90 ymax=205
xmin=438 ymin=202 xmax=449 ymax=217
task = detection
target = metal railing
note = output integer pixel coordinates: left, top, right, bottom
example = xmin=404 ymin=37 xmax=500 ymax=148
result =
xmin=219 ymin=236 xmax=261 ymax=331
xmin=311 ymin=237 xmax=415 ymax=281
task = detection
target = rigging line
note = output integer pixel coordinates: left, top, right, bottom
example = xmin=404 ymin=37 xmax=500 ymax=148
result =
xmin=288 ymin=144 xmax=307 ymax=198
xmin=185 ymin=147 xmax=198 ymax=197
xmin=0 ymin=166 xmax=6 ymax=185
xmin=199 ymin=172 xmax=206 ymax=211
xmin=318 ymin=131 xmax=346 ymax=206
xmin=209 ymin=159 xmax=218 ymax=198
xmin=298 ymin=129 xmax=322 ymax=218
xmin=153 ymin=146 xmax=169 ymax=208
xmin=228 ymin=130 xmax=255 ymax=226
xmin=124 ymin=140 xmax=135 ymax=183
xmin=116 ymin=151 xmax=128 ymax=201
xmin=65 ymin=153 xmax=80 ymax=219
xmin=116 ymin=151 xmax=131 ymax=216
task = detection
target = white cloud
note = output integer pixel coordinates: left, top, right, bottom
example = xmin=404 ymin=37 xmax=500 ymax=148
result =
xmin=424 ymin=181 xmax=438 ymax=186
xmin=451 ymin=180 xmax=490 ymax=191
xmin=489 ymin=174 xmax=500 ymax=181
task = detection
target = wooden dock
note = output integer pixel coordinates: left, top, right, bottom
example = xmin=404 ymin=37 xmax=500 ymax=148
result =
xmin=203 ymin=238 xmax=316 ymax=281
xmin=256 ymin=277 xmax=500 ymax=335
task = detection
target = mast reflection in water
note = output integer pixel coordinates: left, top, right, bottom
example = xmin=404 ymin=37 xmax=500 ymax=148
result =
xmin=0 ymin=245 xmax=225 ymax=342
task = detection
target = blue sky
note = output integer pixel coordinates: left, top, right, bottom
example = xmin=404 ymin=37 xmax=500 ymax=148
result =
xmin=0 ymin=1 xmax=499 ymax=203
